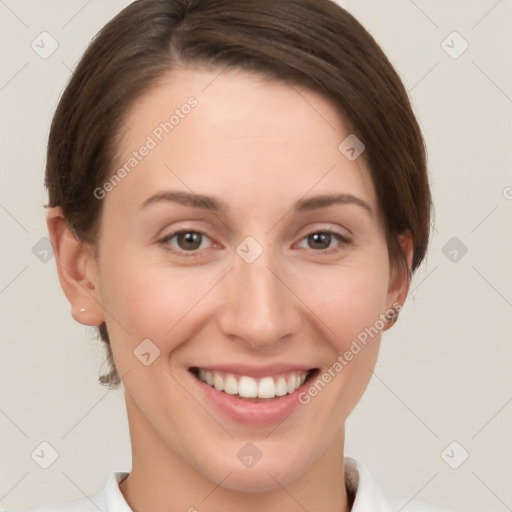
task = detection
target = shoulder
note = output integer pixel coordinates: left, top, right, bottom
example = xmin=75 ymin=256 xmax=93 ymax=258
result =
xmin=345 ymin=457 xmax=454 ymax=512
xmin=9 ymin=471 xmax=131 ymax=512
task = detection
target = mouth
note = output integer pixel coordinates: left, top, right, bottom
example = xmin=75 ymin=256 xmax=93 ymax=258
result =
xmin=189 ymin=366 xmax=319 ymax=402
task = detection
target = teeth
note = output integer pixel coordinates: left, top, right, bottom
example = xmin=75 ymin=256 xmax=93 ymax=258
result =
xmin=275 ymin=376 xmax=288 ymax=396
xmin=224 ymin=374 xmax=238 ymax=395
xmin=258 ymin=377 xmax=275 ymax=399
xmin=239 ymin=376 xmax=258 ymax=397
xmin=213 ymin=372 xmax=224 ymax=392
xmin=287 ymin=374 xmax=296 ymax=394
xmin=197 ymin=369 xmax=309 ymax=399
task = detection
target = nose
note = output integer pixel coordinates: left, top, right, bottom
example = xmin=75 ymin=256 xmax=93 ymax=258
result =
xmin=216 ymin=244 xmax=302 ymax=351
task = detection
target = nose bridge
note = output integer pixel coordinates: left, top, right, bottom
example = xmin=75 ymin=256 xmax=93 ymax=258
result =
xmin=218 ymin=238 xmax=300 ymax=347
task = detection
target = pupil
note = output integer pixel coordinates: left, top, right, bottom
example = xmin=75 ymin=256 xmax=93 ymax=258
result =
xmin=310 ymin=232 xmax=330 ymax=249
xmin=179 ymin=232 xmax=201 ymax=250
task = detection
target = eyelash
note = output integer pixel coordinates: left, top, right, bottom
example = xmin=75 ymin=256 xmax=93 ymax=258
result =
xmin=159 ymin=228 xmax=351 ymax=258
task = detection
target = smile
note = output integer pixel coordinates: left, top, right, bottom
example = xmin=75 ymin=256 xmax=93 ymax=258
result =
xmin=191 ymin=367 xmax=313 ymax=400
xmin=188 ymin=365 xmax=319 ymax=424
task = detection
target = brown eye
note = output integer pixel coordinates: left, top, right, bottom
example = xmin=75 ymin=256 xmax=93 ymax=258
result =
xmin=176 ymin=231 xmax=203 ymax=251
xmin=308 ymin=232 xmax=332 ymax=250
xmin=297 ymin=230 xmax=350 ymax=254
xmin=161 ymin=230 xmax=212 ymax=255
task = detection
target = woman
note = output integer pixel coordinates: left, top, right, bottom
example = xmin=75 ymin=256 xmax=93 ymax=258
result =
xmin=23 ymin=0 xmax=451 ymax=510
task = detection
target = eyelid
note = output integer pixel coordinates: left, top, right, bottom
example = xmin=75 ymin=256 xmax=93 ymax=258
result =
xmin=159 ymin=225 xmax=352 ymax=258
xmin=293 ymin=221 xmax=352 ymax=244
xmin=159 ymin=228 xmax=216 ymax=257
xmin=293 ymin=228 xmax=351 ymax=253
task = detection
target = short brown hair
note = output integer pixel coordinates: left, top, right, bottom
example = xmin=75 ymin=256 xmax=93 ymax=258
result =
xmin=45 ymin=0 xmax=432 ymax=389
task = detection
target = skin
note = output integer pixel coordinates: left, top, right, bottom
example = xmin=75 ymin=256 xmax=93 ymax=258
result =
xmin=47 ymin=66 xmax=413 ymax=512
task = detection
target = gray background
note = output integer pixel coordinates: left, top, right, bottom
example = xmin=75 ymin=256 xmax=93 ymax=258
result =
xmin=1 ymin=1 xmax=511 ymax=511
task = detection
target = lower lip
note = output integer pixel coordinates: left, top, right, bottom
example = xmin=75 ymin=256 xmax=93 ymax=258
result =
xmin=189 ymin=371 xmax=316 ymax=425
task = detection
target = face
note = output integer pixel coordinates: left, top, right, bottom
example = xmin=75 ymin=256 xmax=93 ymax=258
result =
xmin=81 ymin=67 xmax=408 ymax=491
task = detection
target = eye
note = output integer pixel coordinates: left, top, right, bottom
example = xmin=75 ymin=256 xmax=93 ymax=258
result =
xmin=296 ymin=229 xmax=351 ymax=254
xmin=160 ymin=230 xmax=213 ymax=256
xmin=159 ymin=228 xmax=351 ymax=258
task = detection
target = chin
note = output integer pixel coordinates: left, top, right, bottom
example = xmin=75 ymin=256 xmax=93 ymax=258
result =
xmin=214 ymin=466 xmax=298 ymax=493
xmin=197 ymin=448 xmax=311 ymax=493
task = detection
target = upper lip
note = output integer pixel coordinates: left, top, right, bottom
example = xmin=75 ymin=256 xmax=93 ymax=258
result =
xmin=189 ymin=363 xmax=317 ymax=379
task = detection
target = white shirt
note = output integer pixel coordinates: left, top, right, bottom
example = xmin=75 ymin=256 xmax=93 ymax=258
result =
xmin=15 ymin=457 xmax=453 ymax=512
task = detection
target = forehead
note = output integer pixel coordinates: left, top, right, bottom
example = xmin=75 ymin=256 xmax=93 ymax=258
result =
xmin=109 ymin=66 xmax=377 ymax=215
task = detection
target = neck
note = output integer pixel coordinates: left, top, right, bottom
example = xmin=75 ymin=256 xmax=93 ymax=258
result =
xmin=119 ymin=394 xmax=351 ymax=512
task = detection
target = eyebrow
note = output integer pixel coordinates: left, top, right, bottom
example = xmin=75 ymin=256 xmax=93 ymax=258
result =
xmin=139 ymin=190 xmax=372 ymax=215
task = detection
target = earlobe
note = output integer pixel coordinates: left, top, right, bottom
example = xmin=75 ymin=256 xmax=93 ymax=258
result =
xmin=383 ymin=230 xmax=414 ymax=331
xmin=46 ymin=207 xmax=105 ymax=326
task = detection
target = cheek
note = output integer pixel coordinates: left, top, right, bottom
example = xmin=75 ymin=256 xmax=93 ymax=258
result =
xmin=98 ymin=230 xmax=390 ymax=367
xmin=97 ymin=249 xmax=212 ymax=360
xmin=296 ymin=262 xmax=389 ymax=427
xmin=306 ymin=257 xmax=390 ymax=344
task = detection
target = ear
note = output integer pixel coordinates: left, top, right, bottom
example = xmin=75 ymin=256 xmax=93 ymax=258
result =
xmin=46 ymin=207 xmax=105 ymax=326
xmin=383 ymin=230 xmax=413 ymax=332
